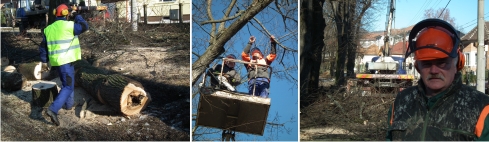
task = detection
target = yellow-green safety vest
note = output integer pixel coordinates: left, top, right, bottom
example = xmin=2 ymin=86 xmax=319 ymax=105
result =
xmin=44 ymin=20 xmax=81 ymax=66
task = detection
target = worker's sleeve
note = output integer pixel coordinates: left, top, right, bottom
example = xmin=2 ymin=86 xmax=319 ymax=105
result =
xmin=386 ymin=104 xmax=394 ymax=141
xmin=475 ymin=105 xmax=489 ymax=140
xmin=242 ymin=43 xmax=252 ymax=62
xmin=39 ymin=36 xmax=49 ymax=63
xmin=73 ymin=15 xmax=88 ymax=35
xmin=265 ymin=42 xmax=277 ymax=65
xmin=226 ymin=69 xmax=241 ymax=86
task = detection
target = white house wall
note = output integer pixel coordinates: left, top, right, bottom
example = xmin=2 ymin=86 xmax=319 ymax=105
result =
xmin=115 ymin=0 xmax=190 ymax=22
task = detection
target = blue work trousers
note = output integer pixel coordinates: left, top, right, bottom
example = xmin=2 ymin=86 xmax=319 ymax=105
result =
xmin=49 ymin=63 xmax=75 ymax=114
xmin=248 ymin=78 xmax=270 ymax=98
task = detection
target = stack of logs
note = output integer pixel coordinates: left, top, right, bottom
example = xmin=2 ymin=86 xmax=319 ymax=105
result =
xmin=1 ymin=57 xmax=151 ymax=116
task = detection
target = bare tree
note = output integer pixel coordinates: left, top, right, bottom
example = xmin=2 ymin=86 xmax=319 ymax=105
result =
xmin=299 ymin=0 xmax=326 ymax=98
xmin=326 ymin=0 xmax=375 ymax=86
xmin=424 ymin=8 xmax=456 ymax=27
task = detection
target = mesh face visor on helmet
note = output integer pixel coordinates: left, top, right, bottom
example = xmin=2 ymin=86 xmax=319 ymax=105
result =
xmin=226 ymin=54 xmax=237 ymax=59
xmin=250 ymin=47 xmax=262 ymax=56
xmin=405 ymin=19 xmax=460 ymax=61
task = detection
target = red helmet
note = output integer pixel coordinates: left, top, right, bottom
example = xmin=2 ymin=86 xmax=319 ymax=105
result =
xmin=54 ymin=4 xmax=69 ymax=17
xmin=414 ymin=26 xmax=454 ymax=60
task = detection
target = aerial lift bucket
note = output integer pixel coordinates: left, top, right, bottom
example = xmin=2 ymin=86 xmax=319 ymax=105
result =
xmin=195 ymin=58 xmax=272 ymax=136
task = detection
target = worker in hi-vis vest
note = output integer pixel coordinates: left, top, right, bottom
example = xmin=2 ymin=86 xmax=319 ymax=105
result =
xmin=39 ymin=3 xmax=88 ymax=126
xmin=241 ymin=35 xmax=277 ymax=98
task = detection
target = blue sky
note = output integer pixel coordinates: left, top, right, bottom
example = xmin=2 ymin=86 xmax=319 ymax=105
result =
xmin=372 ymin=0 xmax=489 ymax=33
xmin=191 ymin=1 xmax=298 ymax=141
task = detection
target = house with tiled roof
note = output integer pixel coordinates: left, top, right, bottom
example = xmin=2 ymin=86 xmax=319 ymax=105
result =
xmin=461 ymin=21 xmax=489 ymax=74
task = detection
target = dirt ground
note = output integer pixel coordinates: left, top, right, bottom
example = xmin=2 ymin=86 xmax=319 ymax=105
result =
xmin=300 ymin=81 xmax=394 ymax=141
xmin=1 ymin=23 xmax=190 ymax=140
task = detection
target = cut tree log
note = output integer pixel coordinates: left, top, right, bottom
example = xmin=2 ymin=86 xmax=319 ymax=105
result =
xmin=17 ymin=62 xmax=43 ymax=80
xmin=32 ymin=81 xmax=59 ymax=108
xmin=2 ymin=65 xmax=16 ymax=72
xmin=73 ymin=60 xmax=151 ymax=116
xmin=1 ymin=71 xmax=27 ymax=91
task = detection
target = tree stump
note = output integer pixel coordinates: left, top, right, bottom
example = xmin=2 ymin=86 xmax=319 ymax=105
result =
xmin=73 ymin=60 xmax=151 ymax=116
xmin=1 ymin=71 xmax=27 ymax=91
xmin=31 ymin=81 xmax=59 ymax=108
xmin=17 ymin=62 xmax=43 ymax=80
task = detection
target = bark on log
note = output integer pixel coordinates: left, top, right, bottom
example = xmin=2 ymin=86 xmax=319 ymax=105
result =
xmin=32 ymin=81 xmax=59 ymax=108
xmin=17 ymin=62 xmax=42 ymax=80
xmin=2 ymin=65 xmax=16 ymax=72
xmin=73 ymin=60 xmax=151 ymax=116
xmin=1 ymin=71 xmax=27 ymax=91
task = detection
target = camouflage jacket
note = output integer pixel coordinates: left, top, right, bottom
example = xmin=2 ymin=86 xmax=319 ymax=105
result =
xmin=387 ymin=72 xmax=489 ymax=141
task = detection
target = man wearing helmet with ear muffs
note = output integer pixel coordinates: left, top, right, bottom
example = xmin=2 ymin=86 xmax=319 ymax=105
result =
xmin=207 ymin=54 xmax=241 ymax=91
xmin=38 ymin=3 xmax=88 ymax=126
xmin=386 ymin=19 xmax=489 ymax=141
xmin=241 ymin=35 xmax=277 ymax=98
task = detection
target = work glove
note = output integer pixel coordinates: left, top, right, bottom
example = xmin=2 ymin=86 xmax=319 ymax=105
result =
xmin=41 ymin=62 xmax=51 ymax=72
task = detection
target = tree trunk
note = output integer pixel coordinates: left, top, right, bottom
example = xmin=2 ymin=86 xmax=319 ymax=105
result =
xmin=300 ymin=0 xmax=326 ymax=97
xmin=1 ymin=71 xmax=27 ymax=91
xmin=17 ymin=62 xmax=43 ymax=80
xmin=191 ymin=0 xmax=274 ymax=85
xmin=32 ymin=81 xmax=58 ymax=108
xmin=73 ymin=60 xmax=151 ymax=116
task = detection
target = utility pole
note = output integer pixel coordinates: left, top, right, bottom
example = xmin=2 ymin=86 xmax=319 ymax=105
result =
xmin=476 ymin=0 xmax=485 ymax=92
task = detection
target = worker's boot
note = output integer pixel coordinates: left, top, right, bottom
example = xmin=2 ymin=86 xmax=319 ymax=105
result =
xmin=218 ymin=76 xmax=235 ymax=91
xmin=46 ymin=109 xmax=60 ymax=126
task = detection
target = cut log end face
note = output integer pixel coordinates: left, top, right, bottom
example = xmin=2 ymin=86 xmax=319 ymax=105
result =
xmin=120 ymin=83 xmax=151 ymax=116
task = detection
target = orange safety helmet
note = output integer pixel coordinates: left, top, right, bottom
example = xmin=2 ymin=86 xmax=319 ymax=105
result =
xmin=250 ymin=47 xmax=263 ymax=58
xmin=53 ymin=4 xmax=69 ymax=17
xmin=414 ymin=27 xmax=454 ymax=61
xmin=406 ymin=18 xmax=464 ymax=71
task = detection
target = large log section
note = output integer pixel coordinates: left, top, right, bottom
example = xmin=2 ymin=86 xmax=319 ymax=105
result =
xmin=72 ymin=60 xmax=151 ymax=116
xmin=17 ymin=62 xmax=43 ymax=80
xmin=1 ymin=71 xmax=27 ymax=91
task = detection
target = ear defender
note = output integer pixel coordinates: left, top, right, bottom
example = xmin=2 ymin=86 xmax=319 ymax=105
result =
xmin=457 ymin=50 xmax=465 ymax=71
xmin=61 ymin=9 xmax=69 ymax=16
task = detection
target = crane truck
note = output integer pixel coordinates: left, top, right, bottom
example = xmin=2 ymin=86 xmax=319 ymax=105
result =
xmin=355 ymin=0 xmax=414 ymax=95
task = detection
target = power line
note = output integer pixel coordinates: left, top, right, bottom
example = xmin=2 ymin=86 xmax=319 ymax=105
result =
xmin=408 ymin=0 xmax=429 ymax=26
xmin=459 ymin=12 xmax=489 ymax=27
xmin=438 ymin=0 xmax=452 ymax=18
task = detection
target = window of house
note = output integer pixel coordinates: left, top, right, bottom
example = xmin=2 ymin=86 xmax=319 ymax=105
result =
xmin=465 ymin=53 xmax=469 ymax=66
xmin=475 ymin=53 xmax=477 ymax=65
